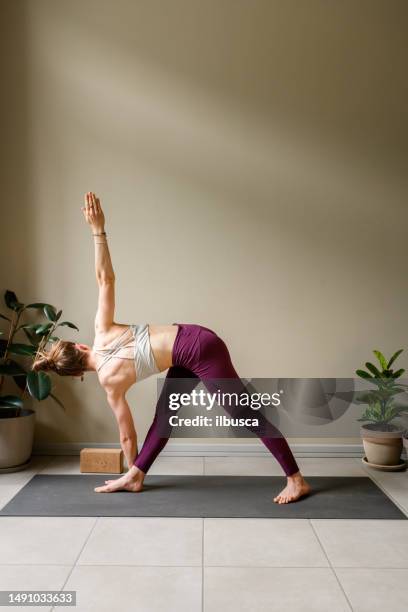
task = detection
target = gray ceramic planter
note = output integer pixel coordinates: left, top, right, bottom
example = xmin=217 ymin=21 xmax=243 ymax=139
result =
xmin=0 ymin=408 xmax=35 ymax=470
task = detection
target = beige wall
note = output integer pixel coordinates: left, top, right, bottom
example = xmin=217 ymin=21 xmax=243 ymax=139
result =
xmin=1 ymin=0 xmax=407 ymax=447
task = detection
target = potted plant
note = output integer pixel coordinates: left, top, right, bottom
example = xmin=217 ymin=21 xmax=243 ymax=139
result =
xmin=0 ymin=290 xmax=78 ymax=471
xmin=355 ymin=349 xmax=408 ymax=470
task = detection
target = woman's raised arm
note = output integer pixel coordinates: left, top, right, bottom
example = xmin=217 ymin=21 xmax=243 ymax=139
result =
xmin=82 ymin=192 xmax=116 ymax=331
xmin=82 ymin=192 xmax=113 ymax=282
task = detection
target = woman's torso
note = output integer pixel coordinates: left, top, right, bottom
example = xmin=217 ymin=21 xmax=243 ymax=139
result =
xmin=93 ymin=323 xmax=179 ymax=392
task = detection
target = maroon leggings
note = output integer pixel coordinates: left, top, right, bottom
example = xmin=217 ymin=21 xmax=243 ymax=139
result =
xmin=133 ymin=324 xmax=299 ymax=476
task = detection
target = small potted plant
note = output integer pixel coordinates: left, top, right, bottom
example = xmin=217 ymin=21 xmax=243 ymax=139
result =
xmin=0 ymin=290 xmax=78 ymax=471
xmin=355 ymin=349 xmax=408 ymax=470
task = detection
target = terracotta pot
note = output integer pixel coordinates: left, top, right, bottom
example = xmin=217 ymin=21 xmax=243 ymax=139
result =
xmin=0 ymin=408 xmax=35 ymax=470
xmin=360 ymin=424 xmax=404 ymax=469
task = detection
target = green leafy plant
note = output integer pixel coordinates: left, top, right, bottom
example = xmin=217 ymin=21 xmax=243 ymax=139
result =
xmin=355 ymin=349 xmax=408 ymax=427
xmin=0 ymin=289 xmax=79 ymax=415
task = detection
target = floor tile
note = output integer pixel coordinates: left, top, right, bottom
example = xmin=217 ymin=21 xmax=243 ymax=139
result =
xmin=0 ymin=457 xmax=54 ymax=510
xmin=0 ymin=456 xmax=51 ymax=486
xmin=204 ymin=456 xmax=283 ymax=475
xmin=204 ymin=567 xmax=350 ymax=612
xmin=204 ymin=518 xmax=328 ymax=567
xmin=312 ymin=519 xmax=408 ymax=567
xmin=39 ymin=456 xmax=81 ymax=475
xmin=38 ymin=455 xmax=205 ymax=476
xmin=336 ymin=568 xmax=408 ymax=612
xmin=78 ymin=517 xmax=202 ymax=566
xmin=148 ymin=456 xmax=204 ymax=475
xmin=204 ymin=456 xmax=366 ymax=476
xmin=297 ymin=457 xmax=366 ymax=476
xmin=38 ymin=455 xmax=129 ymax=475
xmin=0 ymin=517 xmax=96 ymax=565
xmin=0 ymin=564 xmax=71 ymax=612
xmin=0 ymin=485 xmax=28 ymax=511
xmin=364 ymin=467 xmax=408 ymax=515
xmin=64 ymin=565 xmax=201 ymax=612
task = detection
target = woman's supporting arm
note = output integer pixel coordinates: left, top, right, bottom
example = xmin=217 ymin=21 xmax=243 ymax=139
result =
xmin=106 ymin=389 xmax=138 ymax=469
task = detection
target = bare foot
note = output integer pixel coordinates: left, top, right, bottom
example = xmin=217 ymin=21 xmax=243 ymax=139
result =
xmin=95 ymin=466 xmax=145 ymax=493
xmin=273 ymin=472 xmax=311 ymax=504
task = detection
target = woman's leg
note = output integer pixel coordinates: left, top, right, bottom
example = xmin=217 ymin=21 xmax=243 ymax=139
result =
xmin=193 ymin=329 xmax=299 ymax=475
xmin=133 ymin=365 xmax=199 ymax=474
xmin=192 ymin=328 xmax=310 ymax=502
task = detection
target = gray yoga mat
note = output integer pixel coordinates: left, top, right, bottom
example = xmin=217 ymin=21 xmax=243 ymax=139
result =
xmin=0 ymin=475 xmax=405 ymax=519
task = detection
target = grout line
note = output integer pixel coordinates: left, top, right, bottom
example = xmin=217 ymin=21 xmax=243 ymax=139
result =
xmin=202 ymin=518 xmax=205 ymax=612
xmin=309 ymin=519 xmax=354 ymax=612
xmin=0 ymin=562 xmax=407 ymax=569
xmin=49 ymin=517 xmax=99 ymax=612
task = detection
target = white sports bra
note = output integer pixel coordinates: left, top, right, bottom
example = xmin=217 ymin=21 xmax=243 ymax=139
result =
xmin=92 ymin=324 xmax=160 ymax=381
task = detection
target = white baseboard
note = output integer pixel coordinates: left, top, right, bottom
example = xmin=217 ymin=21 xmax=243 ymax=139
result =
xmin=33 ymin=442 xmax=364 ymax=458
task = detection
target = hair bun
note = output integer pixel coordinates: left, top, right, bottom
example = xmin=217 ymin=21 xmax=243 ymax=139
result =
xmin=32 ymin=353 xmax=54 ymax=372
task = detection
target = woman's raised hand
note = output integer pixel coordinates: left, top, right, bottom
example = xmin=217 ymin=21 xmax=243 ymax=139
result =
xmin=82 ymin=192 xmax=105 ymax=232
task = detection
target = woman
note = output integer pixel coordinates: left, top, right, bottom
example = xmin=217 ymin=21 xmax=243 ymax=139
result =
xmin=33 ymin=192 xmax=311 ymax=504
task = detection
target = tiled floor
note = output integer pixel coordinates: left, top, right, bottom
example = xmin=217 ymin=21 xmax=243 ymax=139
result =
xmin=0 ymin=455 xmax=407 ymax=611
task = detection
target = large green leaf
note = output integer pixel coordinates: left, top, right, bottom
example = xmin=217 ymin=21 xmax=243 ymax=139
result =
xmin=392 ymin=368 xmax=405 ymax=379
xmin=365 ymin=362 xmax=382 ymax=378
xmin=7 ymin=343 xmax=37 ymax=356
xmin=354 ymin=390 xmax=377 ymax=404
xmin=387 ymin=349 xmax=403 ymax=369
xmin=13 ymin=372 xmax=27 ymax=391
xmin=57 ymin=321 xmax=79 ymax=331
xmin=35 ymin=323 xmax=53 ymax=335
xmin=21 ymin=324 xmax=44 ymax=345
xmin=20 ymin=323 xmax=45 ymax=332
xmin=22 ymin=328 xmax=42 ymax=347
xmin=356 ymin=369 xmax=372 ymax=380
xmin=0 ymin=360 xmax=26 ymax=376
xmin=43 ymin=304 xmax=57 ymax=322
xmin=26 ymin=370 xmax=51 ymax=400
xmin=0 ymin=394 xmax=24 ymax=408
xmin=4 ymin=290 xmax=24 ymax=311
xmin=373 ymin=350 xmax=387 ymax=370
xmin=25 ymin=302 xmax=54 ymax=311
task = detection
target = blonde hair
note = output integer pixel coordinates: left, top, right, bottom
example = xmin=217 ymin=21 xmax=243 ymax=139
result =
xmin=32 ymin=339 xmax=87 ymax=377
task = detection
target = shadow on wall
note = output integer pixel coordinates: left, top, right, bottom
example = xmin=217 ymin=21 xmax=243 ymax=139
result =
xmin=0 ymin=2 xmax=36 ymax=404
xmin=24 ymin=0 xmax=408 ymax=291
xmin=0 ymin=1 xmax=33 ymax=298
xmin=39 ymin=0 xmax=408 ymax=186
xmin=3 ymin=0 xmax=408 ymax=294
